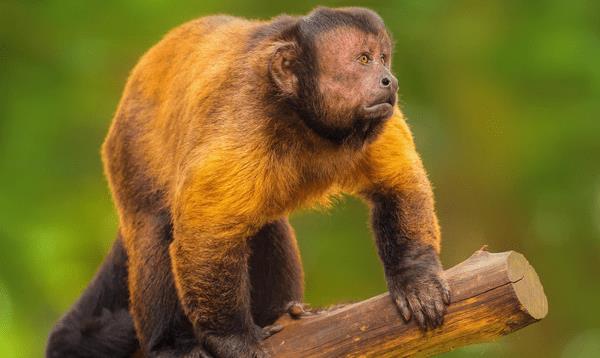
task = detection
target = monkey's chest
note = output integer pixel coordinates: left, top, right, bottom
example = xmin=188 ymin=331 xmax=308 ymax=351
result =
xmin=261 ymin=158 xmax=355 ymax=215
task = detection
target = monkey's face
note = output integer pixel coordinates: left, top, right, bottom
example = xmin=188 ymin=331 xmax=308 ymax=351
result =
xmin=269 ymin=11 xmax=397 ymax=145
xmin=313 ymin=26 xmax=398 ymax=142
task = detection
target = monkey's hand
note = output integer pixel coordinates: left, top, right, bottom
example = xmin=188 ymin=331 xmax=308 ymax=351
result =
xmin=387 ymin=250 xmax=451 ymax=330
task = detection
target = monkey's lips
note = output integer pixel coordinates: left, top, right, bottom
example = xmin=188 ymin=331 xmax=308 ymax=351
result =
xmin=363 ymin=100 xmax=394 ymax=120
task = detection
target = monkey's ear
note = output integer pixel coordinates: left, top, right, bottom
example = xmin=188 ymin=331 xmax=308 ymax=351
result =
xmin=269 ymin=42 xmax=299 ymax=96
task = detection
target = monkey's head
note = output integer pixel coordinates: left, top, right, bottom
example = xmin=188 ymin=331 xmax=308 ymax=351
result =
xmin=269 ymin=7 xmax=398 ymax=146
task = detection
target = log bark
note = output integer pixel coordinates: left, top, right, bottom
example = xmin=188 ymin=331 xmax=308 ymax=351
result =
xmin=262 ymin=249 xmax=548 ymax=357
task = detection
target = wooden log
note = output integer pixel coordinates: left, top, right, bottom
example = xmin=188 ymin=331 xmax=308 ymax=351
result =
xmin=262 ymin=249 xmax=548 ymax=357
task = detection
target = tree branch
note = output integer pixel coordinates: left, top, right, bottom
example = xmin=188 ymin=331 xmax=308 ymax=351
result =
xmin=262 ymin=249 xmax=548 ymax=357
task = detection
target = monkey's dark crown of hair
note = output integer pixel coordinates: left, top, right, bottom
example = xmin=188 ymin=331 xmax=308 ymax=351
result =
xmin=249 ymin=7 xmax=387 ymax=48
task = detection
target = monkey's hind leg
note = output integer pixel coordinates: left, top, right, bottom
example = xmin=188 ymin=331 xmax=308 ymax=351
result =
xmin=46 ymin=234 xmax=138 ymax=358
xmin=248 ymin=218 xmax=306 ymax=326
xmin=124 ymin=211 xmax=211 ymax=358
xmin=170 ymin=226 xmax=283 ymax=358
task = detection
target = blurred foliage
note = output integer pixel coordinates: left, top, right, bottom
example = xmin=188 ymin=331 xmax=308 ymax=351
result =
xmin=1 ymin=0 xmax=599 ymax=357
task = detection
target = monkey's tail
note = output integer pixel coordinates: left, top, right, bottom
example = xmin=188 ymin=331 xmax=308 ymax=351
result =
xmin=46 ymin=235 xmax=139 ymax=358
xmin=46 ymin=308 xmax=138 ymax=358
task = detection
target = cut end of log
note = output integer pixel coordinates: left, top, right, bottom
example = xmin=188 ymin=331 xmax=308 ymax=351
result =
xmin=507 ymin=252 xmax=548 ymax=320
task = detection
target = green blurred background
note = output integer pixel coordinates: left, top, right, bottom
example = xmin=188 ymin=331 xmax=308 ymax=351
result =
xmin=1 ymin=0 xmax=599 ymax=357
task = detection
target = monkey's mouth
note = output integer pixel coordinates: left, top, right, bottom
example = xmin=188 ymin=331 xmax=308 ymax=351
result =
xmin=363 ymin=96 xmax=395 ymax=119
xmin=364 ymin=102 xmax=393 ymax=112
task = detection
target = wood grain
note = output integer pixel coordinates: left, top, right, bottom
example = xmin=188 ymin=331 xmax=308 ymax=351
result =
xmin=262 ymin=249 xmax=548 ymax=357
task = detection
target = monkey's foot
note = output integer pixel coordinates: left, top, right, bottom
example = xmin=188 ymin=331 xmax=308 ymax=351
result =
xmin=204 ymin=330 xmax=271 ymax=358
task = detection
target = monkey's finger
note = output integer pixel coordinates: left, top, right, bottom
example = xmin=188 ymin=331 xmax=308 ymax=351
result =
xmin=438 ymin=275 xmax=452 ymax=305
xmin=417 ymin=285 xmax=441 ymax=330
xmin=406 ymin=291 xmax=426 ymax=329
xmin=434 ymin=296 xmax=447 ymax=326
xmin=431 ymin=296 xmax=446 ymax=329
xmin=394 ymin=292 xmax=411 ymax=322
xmin=430 ymin=273 xmax=451 ymax=306
xmin=413 ymin=308 xmax=426 ymax=330
xmin=420 ymin=294 xmax=439 ymax=329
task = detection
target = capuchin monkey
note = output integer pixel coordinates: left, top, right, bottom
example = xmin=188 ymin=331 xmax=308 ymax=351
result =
xmin=47 ymin=6 xmax=450 ymax=358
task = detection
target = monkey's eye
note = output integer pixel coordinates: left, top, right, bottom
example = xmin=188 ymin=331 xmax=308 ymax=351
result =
xmin=380 ymin=54 xmax=386 ymax=63
xmin=358 ymin=54 xmax=370 ymax=65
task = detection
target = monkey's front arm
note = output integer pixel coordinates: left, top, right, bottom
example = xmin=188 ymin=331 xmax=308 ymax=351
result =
xmin=169 ymin=161 xmax=281 ymax=358
xmin=358 ymin=112 xmax=450 ymax=329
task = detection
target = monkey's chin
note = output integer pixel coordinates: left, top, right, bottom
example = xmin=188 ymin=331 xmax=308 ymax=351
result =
xmin=362 ymin=103 xmax=394 ymax=120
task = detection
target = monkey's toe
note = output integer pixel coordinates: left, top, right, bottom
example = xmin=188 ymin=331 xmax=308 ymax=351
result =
xmin=260 ymin=324 xmax=283 ymax=339
xmin=285 ymin=301 xmax=313 ymax=319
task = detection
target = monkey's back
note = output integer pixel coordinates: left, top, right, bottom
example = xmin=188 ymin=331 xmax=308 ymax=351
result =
xmin=101 ymin=15 xmax=267 ymax=212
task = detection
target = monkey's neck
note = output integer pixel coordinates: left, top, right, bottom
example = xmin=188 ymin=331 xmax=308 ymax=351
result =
xmin=264 ymin=105 xmax=351 ymax=155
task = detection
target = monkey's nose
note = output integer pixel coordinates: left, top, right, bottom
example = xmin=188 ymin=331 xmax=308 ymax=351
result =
xmin=380 ymin=75 xmax=398 ymax=92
